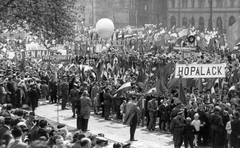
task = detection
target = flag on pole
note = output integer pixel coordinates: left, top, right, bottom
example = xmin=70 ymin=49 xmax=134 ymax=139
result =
xmin=195 ymin=78 xmax=203 ymax=92
xmin=178 ymin=28 xmax=189 ymax=38
xmin=179 ymin=77 xmax=187 ymax=105
xmin=19 ymin=51 xmax=26 ymax=72
xmin=226 ymin=18 xmax=240 ymax=49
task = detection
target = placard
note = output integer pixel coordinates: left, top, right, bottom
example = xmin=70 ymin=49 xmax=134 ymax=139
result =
xmin=173 ymin=46 xmax=196 ymax=51
xmin=183 ymin=50 xmax=191 ymax=58
xmin=42 ymin=55 xmax=71 ymax=63
xmin=175 ymin=64 xmax=226 ymax=78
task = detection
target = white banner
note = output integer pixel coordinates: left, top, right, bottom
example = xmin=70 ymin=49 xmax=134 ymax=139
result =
xmin=175 ymin=64 xmax=226 ymax=78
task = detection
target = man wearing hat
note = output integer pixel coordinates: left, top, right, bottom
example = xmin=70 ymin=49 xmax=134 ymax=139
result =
xmin=210 ymin=106 xmax=224 ymax=148
xmin=0 ymin=81 xmax=7 ymax=104
xmin=123 ymin=96 xmax=140 ymax=141
xmin=48 ymin=75 xmax=58 ymax=103
xmin=69 ymin=83 xmax=80 ymax=118
xmin=170 ymin=110 xmax=185 ymax=148
xmin=60 ymin=76 xmax=69 ymax=110
xmin=103 ymin=88 xmax=112 ymax=121
xmin=27 ymin=83 xmax=40 ymax=112
xmin=76 ymin=90 xmax=92 ymax=131
xmin=6 ymin=76 xmax=17 ymax=108
xmin=0 ymin=112 xmax=12 ymax=147
xmin=94 ymin=137 xmax=108 ymax=148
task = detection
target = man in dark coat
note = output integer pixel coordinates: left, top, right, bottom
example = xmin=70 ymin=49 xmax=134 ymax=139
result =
xmin=28 ymin=83 xmax=40 ymax=112
xmin=7 ymin=77 xmax=17 ymax=107
xmin=103 ymin=88 xmax=112 ymax=120
xmin=210 ymin=106 xmax=224 ymax=148
xmin=76 ymin=91 xmax=92 ymax=131
xmin=231 ymin=111 xmax=240 ymax=148
xmin=113 ymin=92 xmax=124 ymax=119
xmin=69 ymin=83 xmax=80 ymax=118
xmin=0 ymin=114 xmax=12 ymax=147
xmin=60 ymin=76 xmax=69 ymax=110
xmin=48 ymin=76 xmax=58 ymax=103
xmin=170 ymin=111 xmax=185 ymax=148
xmin=158 ymin=100 xmax=171 ymax=132
xmin=123 ymin=96 xmax=140 ymax=141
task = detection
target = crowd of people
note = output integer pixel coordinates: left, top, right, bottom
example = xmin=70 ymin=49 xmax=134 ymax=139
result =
xmin=0 ymin=24 xmax=240 ymax=148
xmin=0 ymin=104 xmax=131 ymax=148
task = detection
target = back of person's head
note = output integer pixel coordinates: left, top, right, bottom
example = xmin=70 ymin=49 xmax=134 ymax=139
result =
xmin=6 ymin=104 xmax=12 ymax=111
xmin=78 ymin=133 xmax=86 ymax=141
xmin=0 ymin=139 xmax=6 ymax=148
xmin=29 ymin=140 xmax=49 ymax=148
xmin=39 ymin=120 xmax=48 ymax=128
xmin=12 ymin=126 xmax=22 ymax=138
xmin=113 ymin=142 xmax=123 ymax=148
xmin=72 ymin=140 xmax=81 ymax=148
xmin=49 ymin=130 xmax=56 ymax=137
xmin=53 ymin=135 xmax=63 ymax=145
xmin=234 ymin=111 xmax=240 ymax=118
xmin=131 ymin=96 xmax=137 ymax=101
xmin=80 ymin=138 xmax=91 ymax=148
xmin=17 ymin=109 xmax=24 ymax=117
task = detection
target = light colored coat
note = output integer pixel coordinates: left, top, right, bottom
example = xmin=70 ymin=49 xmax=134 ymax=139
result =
xmin=79 ymin=96 xmax=92 ymax=119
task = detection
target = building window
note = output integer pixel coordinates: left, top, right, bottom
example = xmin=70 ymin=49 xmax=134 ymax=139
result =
xmin=229 ymin=16 xmax=236 ymax=26
xmin=198 ymin=0 xmax=204 ymax=8
xmin=182 ymin=17 xmax=188 ymax=27
xmin=201 ymin=0 xmax=205 ymax=7
xmin=185 ymin=0 xmax=188 ymax=8
xmin=216 ymin=0 xmax=219 ymax=7
xmin=192 ymin=0 xmax=195 ymax=8
xmin=172 ymin=0 xmax=175 ymax=8
xmin=182 ymin=0 xmax=185 ymax=8
xmin=191 ymin=17 xmax=195 ymax=26
xmin=198 ymin=0 xmax=205 ymax=8
xmin=170 ymin=16 xmax=176 ymax=27
xmin=199 ymin=17 xmax=204 ymax=32
xmin=216 ymin=17 xmax=223 ymax=33
xmin=230 ymin=0 xmax=235 ymax=7
xmin=219 ymin=0 xmax=223 ymax=7
xmin=216 ymin=0 xmax=223 ymax=7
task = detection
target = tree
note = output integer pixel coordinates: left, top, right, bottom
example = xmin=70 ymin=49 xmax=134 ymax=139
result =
xmin=0 ymin=0 xmax=77 ymax=47
xmin=95 ymin=0 xmax=127 ymax=24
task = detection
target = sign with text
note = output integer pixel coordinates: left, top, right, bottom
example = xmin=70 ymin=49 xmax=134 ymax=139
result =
xmin=16 ymin=50 xmax=50 ymax=59
xmin=173 ymin=46 xmax=196 ymax=51
xmin=42 ymin=55 xmax=71 ymax=63
xmin=175 ymin=64 xmax=226 ymax=78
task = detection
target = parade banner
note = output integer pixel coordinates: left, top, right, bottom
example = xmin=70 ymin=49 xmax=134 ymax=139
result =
xmin=175 ymin=64 xmax=226 ymax=78
xmin=173 ymin=46 xmax=196 ymax=51
xmin=16 ymin=50 xmax=50 ymax=59
xmin=42 ymin=55 xmax=71 ymax=63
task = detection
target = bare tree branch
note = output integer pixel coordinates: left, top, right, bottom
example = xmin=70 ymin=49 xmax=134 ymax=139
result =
xmin=0 ymin=0 xmax=15 ymax=12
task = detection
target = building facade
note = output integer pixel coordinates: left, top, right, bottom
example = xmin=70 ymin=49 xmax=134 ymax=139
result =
xmin=132 ymin=0 xmax=168 ymax=27
xmin=168 ymin=0 xmax=240 ymax=31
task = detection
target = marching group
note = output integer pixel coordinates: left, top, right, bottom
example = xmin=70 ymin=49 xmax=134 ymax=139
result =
xmin=0 ymin=25 xmax=240 ymax=148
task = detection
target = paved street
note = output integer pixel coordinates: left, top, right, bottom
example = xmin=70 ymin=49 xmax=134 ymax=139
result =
xmin=35 ymin=103 xmax=175 ymax=148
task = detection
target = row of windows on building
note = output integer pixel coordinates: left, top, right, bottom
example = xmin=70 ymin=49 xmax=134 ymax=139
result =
xmin=170 ymin=15 xmax=236 ymax=30
xmin=171 ymin=0 xmax=236 ymax=8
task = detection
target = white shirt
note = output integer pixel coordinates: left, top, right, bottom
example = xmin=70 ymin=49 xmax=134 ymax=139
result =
xmin=225 ymin=121 xmax=232 ymax=134
xmin=191 ymin=119 xmax=201 ymax=131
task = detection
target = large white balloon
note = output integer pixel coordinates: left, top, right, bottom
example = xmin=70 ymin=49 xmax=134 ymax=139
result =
xmin=96 ymin=18 xmax=114 ymax=40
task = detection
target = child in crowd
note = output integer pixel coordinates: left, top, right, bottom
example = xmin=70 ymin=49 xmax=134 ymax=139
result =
xmin=191 ymin=113 xmax=204 ymax=147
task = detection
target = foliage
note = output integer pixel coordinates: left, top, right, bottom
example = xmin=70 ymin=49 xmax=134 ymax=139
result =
xmin=0 ymin=0 xmax=78 ymax=47
xmin=95 ymin=0 xmax=127 ymax=23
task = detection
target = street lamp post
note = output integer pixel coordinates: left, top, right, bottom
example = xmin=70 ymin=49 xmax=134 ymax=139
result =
xmin=209 ymin=0 xmax=213 ymax=31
